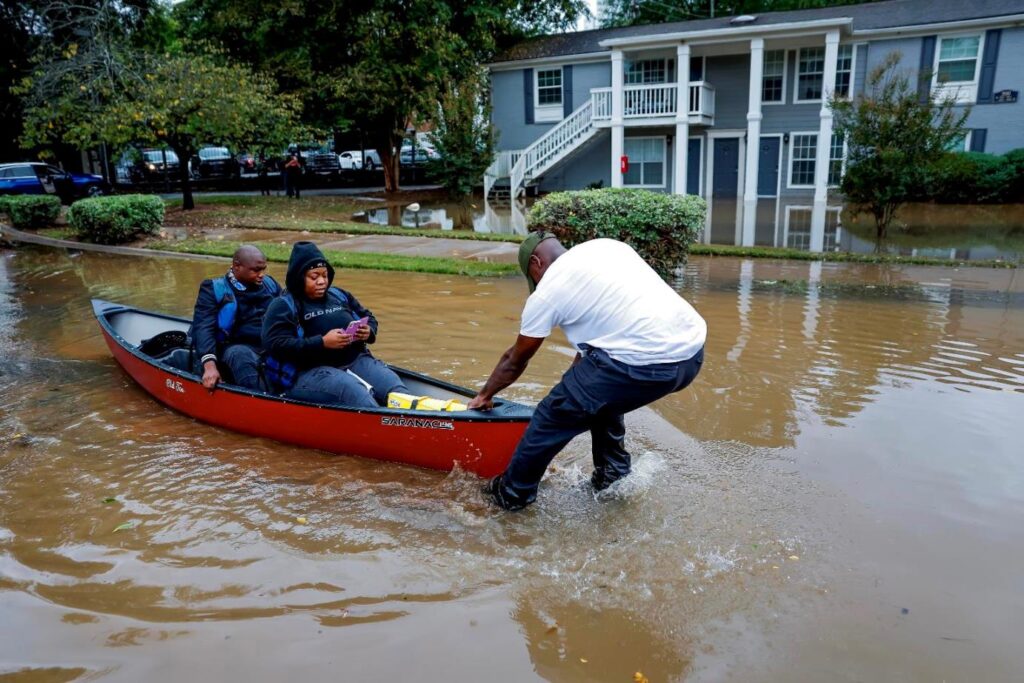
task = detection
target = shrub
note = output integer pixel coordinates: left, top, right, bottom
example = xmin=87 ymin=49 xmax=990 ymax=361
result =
xmin=527 ymin=188 xmax=706 ymax=279
xmin=3 ymin=195 xmax=62 ymax=229
xmin=68 ymin=194 xmax=165 ymax=244
xmin=1003 ymin=148 xmax=1024 ymax=202
xmin=926 ymin=152 xmax=1014 ymax=204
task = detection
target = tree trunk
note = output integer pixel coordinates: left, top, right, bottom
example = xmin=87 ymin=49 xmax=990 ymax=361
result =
xmin=380 ymin=146 xmax=399 ymax=193
xmin=175 ymin=147 xmax=194 ymax=210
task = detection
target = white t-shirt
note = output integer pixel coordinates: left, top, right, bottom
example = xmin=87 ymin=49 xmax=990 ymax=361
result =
xmin=519 ymin=239 xmax=707 ymax=365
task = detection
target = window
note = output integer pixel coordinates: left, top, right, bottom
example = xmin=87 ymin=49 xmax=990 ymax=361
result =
xmin=937 ymin=36 xmax=981 ymax=84
xmin=947 ymin=130 xmax=974 ymax=152
xmin=534 ymin=67 xmax=563 ymax=122
xmin=762 ymin=50 xmax=786 ymax=103
xmin=623 ymin=137 xmax=666 ymax=188
xmin=786 ymin=208 xmax=812 ymax=250
xmin=796 ymin=47 xmax=825 ymax=102
xmin=625 ymin=59 xmax=673 ymax=84
xmin=933 ymin=35 xmax=983 ymax=103
xmin=834 ymin=45 xmax=853 ymax=98
xmin=536 ymin=68 xmax=562 ymax=106
xmin=827 ymin=133 xmax=845 ymax=186
xmin=789 ymin=133 xmax=818 ymax=187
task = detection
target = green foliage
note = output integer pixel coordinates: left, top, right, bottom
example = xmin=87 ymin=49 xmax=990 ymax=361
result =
xmin=925 ymin=152 xmax=1019 ymax=204
xmin=68 ymin=194 xmax=165 ymax=244
xmin=831 ymin=51 xmax=970 ymax=239
xmin=3 ymin=195 xmax=62 ymax=229
xmin=599 ymin=0 xmax=879 ymax=28
xmin=527 ymin=188 xmax=706 ymax=278
xmin=427 ymin=68 xmax=497 ymax=198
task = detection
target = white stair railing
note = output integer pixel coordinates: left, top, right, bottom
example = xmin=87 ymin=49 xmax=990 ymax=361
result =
xmin=509 ymin=99 xmax=595 ymax=197
xmin=484 ymin=150 xmax=520 ymax=198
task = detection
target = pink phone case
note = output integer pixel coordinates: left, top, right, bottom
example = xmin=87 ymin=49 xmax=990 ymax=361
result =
xmin=345 ymin=317 xmax=368 ymax=334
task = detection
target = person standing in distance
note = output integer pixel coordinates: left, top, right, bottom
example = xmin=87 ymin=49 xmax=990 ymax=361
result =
xmin=468 ymin=232 xmax=707 ymax=511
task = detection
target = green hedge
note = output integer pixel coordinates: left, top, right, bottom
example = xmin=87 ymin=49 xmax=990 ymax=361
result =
xmin=923 ymin=148 xmax=1024 ymax=204
xmin=526 ymin=188 xmax=706 ymax=279
xmin=67 ymin=194 xmax=165 ymax=244
xmin=0 ymin=195 xmax=62 ymax=229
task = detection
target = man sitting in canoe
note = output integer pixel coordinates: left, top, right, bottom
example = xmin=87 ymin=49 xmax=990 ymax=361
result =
xmin=191 ymin=245 xmax=280 ymax=391
xmin=468 ymin=233 xmax=707 ymax=511
xmin=261 ymin=241 xmax=407 ymax=406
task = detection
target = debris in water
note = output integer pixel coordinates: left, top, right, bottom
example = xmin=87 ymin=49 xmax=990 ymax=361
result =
xmin=789 ymin=555 xmax=800 ymax=561
xmin=634 ymin=673 xmax=649 ymax=683
xmin=580 ymin=658 xmax=588 ymax=663
xmin=102 ymin=497 xmax=117 ymax=504
xmin=296 ymin=517 xmax=308 ymax=525
xmin=901 ymin=607 xmax=909 ymax=615
xmin=113 ymin=521 xmax=134 ymax=532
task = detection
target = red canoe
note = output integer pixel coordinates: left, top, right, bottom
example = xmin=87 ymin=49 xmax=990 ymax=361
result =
xmin=92 ymin=299 xmax=532 ymax=477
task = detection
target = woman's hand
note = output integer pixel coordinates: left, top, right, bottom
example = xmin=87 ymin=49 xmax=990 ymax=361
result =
xmin=353 ymin=324 xmax=371 ymax=342
xmin=322 ymin=329 xmax=354 ymax=349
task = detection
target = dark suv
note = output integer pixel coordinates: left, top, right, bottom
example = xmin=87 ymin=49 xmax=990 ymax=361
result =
xmin=190 ymin=147 xmax=239 ymax=180
xmin=287 ymin=143 xmax=340 ymax=176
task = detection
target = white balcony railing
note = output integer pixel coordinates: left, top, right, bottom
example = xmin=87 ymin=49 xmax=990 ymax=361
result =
xmin=590 ymin=81 xmax=715 ymax=122
xmin=592 ymin=88 xmax=612 ymax=120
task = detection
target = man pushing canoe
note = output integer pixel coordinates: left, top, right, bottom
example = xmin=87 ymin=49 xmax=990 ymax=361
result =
xmin=468 ymin=232 xmax=707 ymax=511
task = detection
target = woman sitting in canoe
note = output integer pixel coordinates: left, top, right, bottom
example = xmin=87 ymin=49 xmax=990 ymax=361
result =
xmin=261 ymin=241 xmax=408 ymax=406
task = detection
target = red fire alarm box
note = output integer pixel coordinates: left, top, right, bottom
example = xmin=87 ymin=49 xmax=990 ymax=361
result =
xmin=620 ymin=155 xmax=629 ymax=174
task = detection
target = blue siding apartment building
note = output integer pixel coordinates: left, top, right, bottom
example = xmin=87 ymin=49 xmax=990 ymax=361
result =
xmin=485 ymin=0 xmax=1024 ymax=251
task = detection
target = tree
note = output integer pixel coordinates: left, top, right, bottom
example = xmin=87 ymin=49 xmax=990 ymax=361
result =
xmin=830 ymin=51 xmax=969 ymax=240
xmin=176 ymin=0 xmax=585 ymax=192
xmin=427 ymin=67 xmax=497 ymax=198
xmin=599 ymin=0 xmax=880 ymax=28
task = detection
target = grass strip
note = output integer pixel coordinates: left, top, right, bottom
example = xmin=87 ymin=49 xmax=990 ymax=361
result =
xmin=38 ymin=227 xmax=78 ymax=240
xmin=690 ymin=243 xmax=1018 ymax=268
xmin=222 ymin=218 xmax=525 ymax=242
xmin=148 ymin=239 xmax=519 ymax=277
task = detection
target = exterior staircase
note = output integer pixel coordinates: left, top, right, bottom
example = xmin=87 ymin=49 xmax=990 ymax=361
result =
xmin=485 ymin=99 xmax=599 ymax=200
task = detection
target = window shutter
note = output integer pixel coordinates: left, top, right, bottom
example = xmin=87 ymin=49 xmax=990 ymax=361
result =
xmin=978 ymin=29 xmax=1001 ymax=103
xmin=970 ymin=129 xmax=987 ymax=153
xmin=562 ymin=65 xmax=573 ymax=117
xmin=918 ymin=35 xmax=937 ymax=104
xmin=524 ymin=69 xmax=534 ymax=125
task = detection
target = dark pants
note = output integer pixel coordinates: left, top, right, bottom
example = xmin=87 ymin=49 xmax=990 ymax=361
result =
xmin=222 ymin=344 xmax=266 ymax=391
xmin=491 ymin=346 xmax=704 ymax=510
xmin=288 ymin=352 xmax=407 ymax=408
xmin=284 ymin=172 xmax=301 ymax=198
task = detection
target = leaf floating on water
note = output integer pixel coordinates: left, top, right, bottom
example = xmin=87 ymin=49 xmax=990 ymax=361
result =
xmin=113 ymin=521 xmax=135 ymax=532
xmin=788 ymin=555 xmax=800 ymax=561
xmin=579 ymin=658 xmax=588 ymax=663
xmin=545 ymin=624 xmax=558 ymax=634
xmin=296 ymin=517 xmax=308 ymax=525
xmin=102 ymin=497 xmax=117 ymax=504
xmin=634 ymin=672 xmax=649 ymax=683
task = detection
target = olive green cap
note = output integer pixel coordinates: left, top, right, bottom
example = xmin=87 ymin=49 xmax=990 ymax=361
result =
xmin=518 ymin=231 xmax=556 ymax=293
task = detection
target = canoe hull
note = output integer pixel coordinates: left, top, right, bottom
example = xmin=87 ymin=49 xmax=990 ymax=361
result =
xmin=95 ymin=302 xmax=530 ymax=477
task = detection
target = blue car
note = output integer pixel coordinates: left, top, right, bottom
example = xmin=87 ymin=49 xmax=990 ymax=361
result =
xmin=0 ymin=162 xmax=111 ymax=202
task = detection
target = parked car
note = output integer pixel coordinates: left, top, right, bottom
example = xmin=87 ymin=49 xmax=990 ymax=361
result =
xmin=116 ymin=148 xmax=180 ymax=184
xmin=0 ymin=162 xmax=110 ymax=202
xmin=362 ymin=149 xmax=382 ymax=171
xmin=286 ymin=142 xmax=340 ymax=175
xmin=399 ymin=144 xmax=440 ymax=166
xmin=338 ymin=150 xmax=363 ymax=170
xmin=190 ymin=146 xmax=239 ymax=180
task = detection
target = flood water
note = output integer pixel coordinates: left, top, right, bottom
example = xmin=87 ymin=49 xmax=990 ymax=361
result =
xmin=1 ymin=247 xmax=1022 ymax=681
xmin=357 ymin=198 xmax=1024 ymax=263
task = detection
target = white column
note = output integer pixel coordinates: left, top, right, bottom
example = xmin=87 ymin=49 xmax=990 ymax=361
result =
xmin=741 ymin=38 xmax=765 ymax=246
xmin=611 ymin=50 xmax=625 ymax=188
xmin=673 ymin=44 xmax=692 ymax=195
xmin=810 ymin=30 xmax=840 ymax=252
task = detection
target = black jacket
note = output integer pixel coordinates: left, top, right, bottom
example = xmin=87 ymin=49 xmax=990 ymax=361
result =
xmin=191 ymin=272 xmax=279 ymax=363
xmin=261 ymin=241 xmax=379 ymax=369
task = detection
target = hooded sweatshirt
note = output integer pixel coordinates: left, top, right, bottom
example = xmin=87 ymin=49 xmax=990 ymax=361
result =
xmin=261 ymin=241 xmax=379 ymax=369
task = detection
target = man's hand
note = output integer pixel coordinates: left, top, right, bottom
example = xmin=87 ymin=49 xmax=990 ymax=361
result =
xmin=468 ymin=394 xmax=494 ymax=411
xmin=322 ymin=329 xmax=354 ymax=349
xmin=353 ymin=324 xmax=371 ymax=342
xmin=201 ymin=360 xmax=221 ymax=391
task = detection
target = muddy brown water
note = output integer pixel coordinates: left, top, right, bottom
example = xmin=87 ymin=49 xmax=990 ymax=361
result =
xmin=1 ymin=248 xmax=1022 ymax=681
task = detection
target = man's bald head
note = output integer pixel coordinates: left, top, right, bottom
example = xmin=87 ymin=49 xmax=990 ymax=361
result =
xmin=231 ymin=245 xmax=268 ymax=286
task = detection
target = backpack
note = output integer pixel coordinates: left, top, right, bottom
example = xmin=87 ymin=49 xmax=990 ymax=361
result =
xmin=263 ymin=287 xmax=348 ymax=392
xmin=210 ymin=274 xmax=281 ymax=343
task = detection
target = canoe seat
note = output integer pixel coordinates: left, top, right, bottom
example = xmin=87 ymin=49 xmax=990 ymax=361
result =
xmin=160 ymin=348 xmax=194 ymax=373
